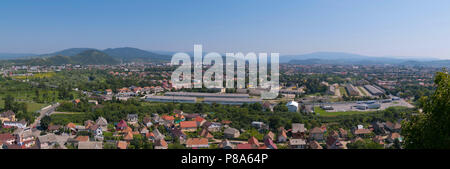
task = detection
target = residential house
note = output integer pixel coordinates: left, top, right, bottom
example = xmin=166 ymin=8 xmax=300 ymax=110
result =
xmin=338 ymin=128 xmax=348 ymax=139
xmin=88 ymin=100 xmax=98 ymax=105
xmin=89 ymin=125 xmax=103 ymax=141
xmin=387 ymin=133 xmax=402 ymax=143
xmin=142 ymin=116 xmax=153 ymax=127
xmin=37 ymin=133 xmax=57 ymax=149
xmin=224 ymin=128 xmax=240 ymax=139
xmin=127 ymin=114 xmax=138 ymax=124
xmin=15 ymin=128 xmax=35 ymax=148
xmin=373 ymin=135 xmax=385 ymax=145
xmin=117 ymin=141 xmax=128 ymax=149
xmin=73 ymin=99 xmax=81 ymax=104
xmin=326 ymin=135 xmax=345 ymax=149
xmin=0 ymin=110 xmax=15 ymax=123
xmin=277 ymin=129 xmax=287 ymax=143
xmin=200 ymin=128 xmax=214 ymax=139
xmin=292 ymin=123 xmax=307 ymax=138
xmin=180 ymin=121 xmax=198 ymax=132
xmin=84 ymin=120 xmax=95 ymax=129
xmin=116 ymin=120 xmax=128 ymax=131
xmin=289 ymin=139 xmax=307 ymax=149
xmin=236 ymin=143 xmax=255 ymax=149
xmin=47 ymin=125 xmax=61 ymax=133
xmin=372 ymin=121 xmax=386 ymax=134
xmin=161 ymin=115 xmax=175 ymax=124
xmin=251 ymin=121 xmax=268 ymax=130
xmin=154 ymin=139 xmax=168 ymax=149
xmin=151 ymin=129 xmax=165 ymax=141
xmin=124 ymin=132 xmax=134 ymax=142
xmin=185 ymin=138 xmax=209 ymax=149
xmin=309 ymin=127 xmax=325 ymax=142
xmin=202 ymin=122 xmax=222 ymax=132
xmin=105 ymin=89 xmax=113 ymax=95
xmin=170 ymin=128 xmax=187 ymax=144
xmin=78 ymin=141 xmax=102 ymax=149
xmin=66 ymin=122 xmax=77 ymax=135
xmin=329 ymin=130 xmax=340 ymax=139
xmin=264 ymin=131 xmax=275 ymax=141
xmin=248 ymin=136 xmax=260 ymax=149
xmin=385 ymin=121 xmax=401 ymax=133
xmin=264 ymin=138 xmax=278 ymax=149
xmin=75 ymin=135 xmax=90 ymax=142
xmin=353 ymin=128 xmax=372 ymax=138
xmin=95 ymin=117 xmax=108 ymax=131
xmin=195 ymin=116 xmax=206 ymax=127
xmin=152 ymin=114 xmax=162 ymax=124
xmin=184 ymin=113 xmax=200 ymax=121
xmin=262 ymin=101 xmax=274 ymax=112
xmin=3 ymin=119 xmax=27 ymax=129
xmin=218 ymin=139 xmax=233 ymax=149
xmin=75 ymin=125 xmax=87 ymax=132
xmin=140 ymin=127 xmax=149 ymax=136
xmin=0 ymin=133 xmax=16 ymax=145
xmin=309 ymin=140 xmax=323 ymax=149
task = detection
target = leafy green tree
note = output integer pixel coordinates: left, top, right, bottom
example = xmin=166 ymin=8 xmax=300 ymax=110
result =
xmin=168 ymin=143 xmax=186 ymax=149
xmin=40 ymin=115 xmax=52 ymax=130
xmin=273 ymin=102 xmax=288 ymax=112
xmin=402 ymin=70 xmax=450 ymax=149
xmin=347 ymin=140 xmax=383 ymax=149
xmin=3 ymin=94 xmax=14 ymax=111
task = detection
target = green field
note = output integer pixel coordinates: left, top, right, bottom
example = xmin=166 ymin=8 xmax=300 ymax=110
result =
xmin=314 ymin=106 xmax=374 ymax=117
xmin=0 ymin=100 xmax=47 ymax=113
xmin=50 ymin=112 xmax=89 ymax=125
xmin=13 ymin=72 xmax=56 ymax=80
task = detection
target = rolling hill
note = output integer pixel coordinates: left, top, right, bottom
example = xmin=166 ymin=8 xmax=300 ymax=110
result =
xmin=1 ymin=50 xmax=119 ymax=66
xmin=103 ymin=47 xmax=170 ymax=62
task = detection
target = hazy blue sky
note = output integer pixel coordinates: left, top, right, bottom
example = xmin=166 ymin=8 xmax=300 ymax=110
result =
xmin=1 ymin=0 xmax=450 ymax=59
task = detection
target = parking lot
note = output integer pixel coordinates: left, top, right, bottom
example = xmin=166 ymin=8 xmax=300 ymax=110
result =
xmin=314 ymin=99 xmax=414 ymax=112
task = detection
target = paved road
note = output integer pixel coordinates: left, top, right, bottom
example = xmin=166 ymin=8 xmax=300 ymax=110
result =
xmin=31 ymin=103 xmax=59 ymax=128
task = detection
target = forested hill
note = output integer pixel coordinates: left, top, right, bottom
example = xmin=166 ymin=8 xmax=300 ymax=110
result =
xmin=0 ymin=50 xmax=120 ymax=66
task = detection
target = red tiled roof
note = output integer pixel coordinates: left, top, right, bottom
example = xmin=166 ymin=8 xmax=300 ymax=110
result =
xmin=117 ymin=141 xmax=128 ymax=149
xmin=0 ymin=133 xmax=15 ymax=142
xmin=195 ymin=116 xmax=205 ymax=122
xmin=162 ymin=115 xmax=175 ymax=121
xmin=186 ymin=138 xmax=208 ymax=146
xmin=75 ymin=136 xmax=89 ymax=142
xmin=66 ymin=122 xmax=76 ymax=129
xmin=354 ymin=129 xmax=371 ymax=135
xmin=221 ymin=120 xmax=232 ymax=124
xmin=124 ymin=132 xmax=133 ymax=141
xmin=236 ymin=143 xmax=254 ymax=149
xmin=200 ymin=128 xmax=213 ymax=138
xmin=248 ymin=136 xmax=259 ymax=146
xmin=180 ymin=121 xmax=197 ymax=128
xmin=117 ymin=120 xmax=128 ymax=128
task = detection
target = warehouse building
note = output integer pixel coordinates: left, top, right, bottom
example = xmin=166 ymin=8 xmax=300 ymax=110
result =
xmin=345 ymin=84 xmax=360 ymax=96
xmin=165 ymin=92 xmax=249 ymax=98
xmin=202 ymin=97 xmax=262 ymax=105
xmin=364 ymin=85 xmax=384 ymax=96
xmin=144 ymin=95 xmax=196 ymax=103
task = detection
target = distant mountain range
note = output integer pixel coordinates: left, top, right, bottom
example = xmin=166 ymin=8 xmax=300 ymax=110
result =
xmin=0 ymin=47 xmax=171 ymax=65
xmin=1 ymin=50 xmax=120 ymax=66
xmin=280 ymin=52 xmax=449 ymax=67
xmin=0 ymin=49 xmax=448 ymax=67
